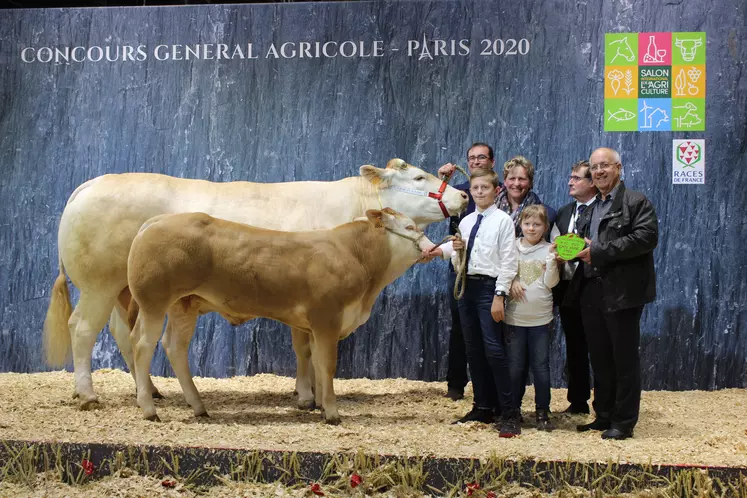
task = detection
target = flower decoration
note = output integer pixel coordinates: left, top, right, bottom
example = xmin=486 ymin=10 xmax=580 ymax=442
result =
xmin=81 ymin=459 xmax=94 ymax=476
xmin=465 ymin=481 xmax=480 ymax=496
xmin=350 ymin=472 xmax=362 ymax=488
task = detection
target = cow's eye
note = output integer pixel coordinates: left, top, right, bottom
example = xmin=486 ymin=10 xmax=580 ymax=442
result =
xmin=414 ymin=176 xmax=425 ymax=181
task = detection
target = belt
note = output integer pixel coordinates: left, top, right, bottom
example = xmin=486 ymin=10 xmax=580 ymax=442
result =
xmin=466 ymin=274 xmax=496 ymax=281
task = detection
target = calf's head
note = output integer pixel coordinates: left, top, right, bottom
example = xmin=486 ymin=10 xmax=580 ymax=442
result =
xmin=360 ymin=159 xmax=468 ymax=225
xmin=365 ymin=207 xmax=435 ymax=257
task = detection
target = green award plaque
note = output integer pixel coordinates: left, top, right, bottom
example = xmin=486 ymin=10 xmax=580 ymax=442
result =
xmin=555 ymin=233 xmax=586 ymax=260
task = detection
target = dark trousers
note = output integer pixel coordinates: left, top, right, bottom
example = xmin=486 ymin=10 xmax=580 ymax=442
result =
xmin=506 ymin=324 xmax=551 ymax=411
xmin=558 ymin=302 xmax=592 ymax=406
xmin=457 ymin=276 xmax=515 ymax=415
xmin=580 ymin=278 xmax=643 ymax=431
xmin=446 ymin=271 xmax=469 ymax=392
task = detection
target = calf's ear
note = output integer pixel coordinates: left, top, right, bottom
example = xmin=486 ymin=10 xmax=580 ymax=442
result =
xmin=365 ymin=209 xmax=384 ymax=228
xmin=360 ymin=165 xmax=391 ymax=187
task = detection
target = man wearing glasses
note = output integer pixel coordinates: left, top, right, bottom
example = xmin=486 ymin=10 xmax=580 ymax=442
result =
xmin=570 ymin=147 xmax=658 ymax=440
xmin=437 ymin=143 xmax=501 ymax=402
xmin=550 ymin=160 xmax=598 ymax=415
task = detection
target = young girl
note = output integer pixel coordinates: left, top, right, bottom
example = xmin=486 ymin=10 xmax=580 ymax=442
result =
xmin=505 ymin=205 xmax=560 ymax=431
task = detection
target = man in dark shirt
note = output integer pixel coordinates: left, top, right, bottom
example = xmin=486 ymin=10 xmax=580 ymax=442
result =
xmin=437 ymin=143 xmax=500 ymax=401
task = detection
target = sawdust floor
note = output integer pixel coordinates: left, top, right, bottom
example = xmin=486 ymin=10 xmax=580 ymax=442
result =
xmin=0 ymin=473 xmax=700 ymax=498
xmin=0 ymin=474 xmax=685 ymax=498
xmin=0 ymin=370 xmax=745 ymax=468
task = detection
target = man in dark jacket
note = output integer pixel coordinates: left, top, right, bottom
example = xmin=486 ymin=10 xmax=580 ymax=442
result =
xmin=550 ymin=160 xmax=597 ymax=415
xmin=568 ymin=147 xmax=658 ymax=440
xmin=438 ymin=142 xmax=499 ymax=401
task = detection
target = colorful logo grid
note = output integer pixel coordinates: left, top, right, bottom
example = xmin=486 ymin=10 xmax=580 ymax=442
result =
xmin=604 ymin=32 xmax=705 ymax=132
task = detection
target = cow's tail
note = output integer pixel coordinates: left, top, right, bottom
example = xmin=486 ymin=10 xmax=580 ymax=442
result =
xmin=43 ymin=258 xmax=73 ymax=367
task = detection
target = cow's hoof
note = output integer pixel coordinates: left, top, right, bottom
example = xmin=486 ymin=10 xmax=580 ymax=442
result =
xmin=79 ymin=398 xmax=100 ymax=411
xmin=145 ymin=414 xmax=161 ymax=422
xmin=293 ymin=389 xmax=298 ymax=396
xmin=72 ymin=391 xmax=79 ymax=400
xmin=324 ymin=417 xmax=341 ymax=426
xmin=195 ymin=411 xmax=210 ymax=419
xmin=297 ymin=399 xmax=316 ymax=411
xmin=151 ymin=389 xmax=164 ymax=400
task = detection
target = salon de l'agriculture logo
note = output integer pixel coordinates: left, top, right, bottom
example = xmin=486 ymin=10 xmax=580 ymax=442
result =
xmin=604 ymin=32 xmax=706 ymax=132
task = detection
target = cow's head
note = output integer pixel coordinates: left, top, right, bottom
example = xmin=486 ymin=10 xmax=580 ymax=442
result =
xmin=366 ymin=207 xmax=435 ymax=255
xmin=674 ymin=38 xmax=702 ymax=62
xmin=360 ymin=159 xmax=468 ymax=226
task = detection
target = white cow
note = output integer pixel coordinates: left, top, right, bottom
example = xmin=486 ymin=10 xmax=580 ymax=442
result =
xmin=44 ymin=159 xmax=468 ymax=410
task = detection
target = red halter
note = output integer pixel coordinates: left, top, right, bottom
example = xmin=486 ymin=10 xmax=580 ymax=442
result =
xmin=427 ymin=180 xmax=451 ymax=218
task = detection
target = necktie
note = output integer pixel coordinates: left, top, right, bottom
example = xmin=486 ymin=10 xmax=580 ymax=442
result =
xmin=573 ymin=204 xmax=587 ymax=234
xmin=465 ymin=213 xmax=484 ymax=269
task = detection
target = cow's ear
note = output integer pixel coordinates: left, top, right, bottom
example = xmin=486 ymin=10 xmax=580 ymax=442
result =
xmin=360 ymin=165 xmax=392 ymax=187
xmin=365 ymin=209 xmax=384 ymax=228
xmin=386 ymin=158 xmax=408 ymax=170
xmin=381 ymin=207 xmax=399 ymax=216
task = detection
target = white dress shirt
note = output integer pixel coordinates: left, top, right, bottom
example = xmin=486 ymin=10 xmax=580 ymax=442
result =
xmin=441 ymin=204 xmax=518 ymax=294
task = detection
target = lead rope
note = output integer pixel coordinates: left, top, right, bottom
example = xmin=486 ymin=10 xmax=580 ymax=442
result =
xmin=431 ymin=165 xmax=470 ymax=300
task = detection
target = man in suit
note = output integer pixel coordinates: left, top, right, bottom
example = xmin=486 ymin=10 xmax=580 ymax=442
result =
xmin=550 ymin=160 xmax=597 ymax=414
xmin=570 ymin=147 xmax=658 ymax=440
xmin=438 ymin=143 xmax=500 ymax=401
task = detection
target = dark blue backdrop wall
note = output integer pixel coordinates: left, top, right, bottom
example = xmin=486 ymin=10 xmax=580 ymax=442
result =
xmin=0 ymin=1 xmax=745 ymax=390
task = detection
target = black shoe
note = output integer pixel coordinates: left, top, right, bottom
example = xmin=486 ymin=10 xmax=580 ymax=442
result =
xmin=498 ymin=415 xmax=521 ymax=438
xmin=452 ymin=406 xmax=494 ymax=424
xmin=535 ymin=410 xmax=554 ymax=432
xmin=563 ymin=403 xmax=590 ymax=415
xmin=601 ymin=427 xmax=633 ymax=440
xmin=576 ymin=418 xmax=611 ymax=432
xmin=444 ymin=388 xmax=464 ymax=401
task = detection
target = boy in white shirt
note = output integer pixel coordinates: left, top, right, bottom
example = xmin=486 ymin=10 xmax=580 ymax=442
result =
xmin=429 ymin=169 xmax=520 ymax=437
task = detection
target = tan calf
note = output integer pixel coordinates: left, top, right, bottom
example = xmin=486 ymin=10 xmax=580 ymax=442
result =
xmin=127 ymin=208 xmax=434 ymax=424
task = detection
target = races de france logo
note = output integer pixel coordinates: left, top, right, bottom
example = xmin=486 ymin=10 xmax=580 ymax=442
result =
xmin=676 ymin=141 xmax=701 ymax=167
xmin=672 ymin=139 xmax=705 ymax=184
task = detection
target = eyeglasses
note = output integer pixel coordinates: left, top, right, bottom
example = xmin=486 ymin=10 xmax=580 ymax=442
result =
xmin=589 ymin=162 xmax=619 ymax=172
xmin=569 ymin=175 xmax=591 ymax=182
xmin=467 ymin=154 xmax=489 ymax=163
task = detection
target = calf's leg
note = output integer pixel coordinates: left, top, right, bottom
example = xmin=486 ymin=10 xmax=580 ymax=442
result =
xmin=131 ymin=310 xmax=166 ymax=421
xmin=111 ymin=300 xmax=162 ymax=399
xmin=163 ymin=305 xmax=206 ymax=418
xmin=291 ymin=328 xmax=315 ymax=410
xmin=310 ymin=331 xmax=341 ymax=425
